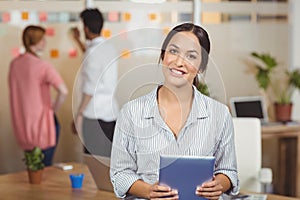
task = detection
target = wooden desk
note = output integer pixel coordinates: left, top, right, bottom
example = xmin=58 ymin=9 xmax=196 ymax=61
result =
xmin=262 ymin=124 xmax=300 ymax=198
xmin=0 ymin=162 xmax=117 ymax=200
xmin=0 ymin=162 xmax=298 ymax=200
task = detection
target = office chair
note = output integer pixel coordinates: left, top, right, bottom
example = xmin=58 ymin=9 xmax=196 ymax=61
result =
xmin=232 ymin=117 xmax=272 ymax=193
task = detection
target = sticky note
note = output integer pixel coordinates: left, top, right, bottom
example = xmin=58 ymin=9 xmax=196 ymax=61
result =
xmin=46 ymin=28 xmax=55 ymax=36
xmin=50 ymin=49 xmax=59 ymax=58
xmin=47 ymin=13 xmax=58 ymax=23
xmin=149 ymin=13 xmax=157 ymax=21
xmin=102 ymin=29 xmax=111 ymax=38
xmin=11 ymin=47 xmax=20 ymax=58
xmin=59 ymin=12 xmax=69 ymax=22
xmin=202 ymin=12 xmax=221 ymax=24
xmin=163 ymin=27 xmax=170 ymax=35
xmin=122 ymin=12 xmax=131 ymax=22
xmin=68 ymin=48 xmax=78 ymax=58
xmin=121 ymin=49 xmax=131 ymax=59
xmin=39 ymin=12 xmax=48 ymax=22
xmin=108 ymin=11 xmax=119 ymax=22
xmin=22 ymin=12 xmax=29 ymax=20
xmin=2 ymin=12 xmax=11 ymax=23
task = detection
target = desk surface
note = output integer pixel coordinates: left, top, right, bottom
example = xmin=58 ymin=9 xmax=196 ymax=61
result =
xmin=0 ymin=162 xmax=117 ymax=200
xmin=262 ymin=124 xmax=300 ymax=134
xmin=0 ymin=162 xmax=298 ymax=200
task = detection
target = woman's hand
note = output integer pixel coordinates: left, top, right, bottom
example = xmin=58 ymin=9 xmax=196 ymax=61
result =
xmin=148 ymin=182 xmax=178 ymax=200
xmin=195 ymin=176 xmax=223 ymax=200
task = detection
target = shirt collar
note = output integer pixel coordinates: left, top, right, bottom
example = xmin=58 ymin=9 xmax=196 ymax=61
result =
xmin=189 ymin=86 xmax=209 ymax=121
xmin=86 ymin=36 xmax=105 ymax=48
xmin=143 ymin=86 xmax=209 ymax=121
xmin=143 ymin=88 xmax=158 ymax=119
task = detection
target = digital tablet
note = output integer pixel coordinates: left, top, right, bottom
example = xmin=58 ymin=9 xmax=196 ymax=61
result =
xmin=159 ymin=155 xmax=215 ymax=200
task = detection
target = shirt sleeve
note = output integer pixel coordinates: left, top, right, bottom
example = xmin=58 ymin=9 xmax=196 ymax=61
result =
xmin=214 ymin=108 xmax=240 ymax=196
xmin=110 ymin=105 xmax=141 ymax=198
xmin=81 ymin=53 xmax=99 ymax=95
xmin=43 ymin=62 xmax=64 ymax=88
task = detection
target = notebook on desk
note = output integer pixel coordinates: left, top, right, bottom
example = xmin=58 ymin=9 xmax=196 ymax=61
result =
xmin=229 ymin=96 xmax=282 ymax=126
xmin=83 ymin=154 xmax=114 ymax=192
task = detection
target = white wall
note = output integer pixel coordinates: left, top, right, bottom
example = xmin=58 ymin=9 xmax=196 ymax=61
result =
xmin=206 ymin=23 xmax=289 ymax=102
xmin=0 ymin=1 xmax=291 ymax=174
xmin=290 ymin=0 xmax=300 ymax=120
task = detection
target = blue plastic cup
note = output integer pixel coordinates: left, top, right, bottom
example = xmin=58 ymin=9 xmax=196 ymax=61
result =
xmin=69 ymin=173 xmax=84 ymax=189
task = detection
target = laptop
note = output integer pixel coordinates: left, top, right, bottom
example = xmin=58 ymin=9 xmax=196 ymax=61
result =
xmin=83 ymin=154 xmax=114 ymax=192
xmin=229 ymin=96 xmax=281 ymax=126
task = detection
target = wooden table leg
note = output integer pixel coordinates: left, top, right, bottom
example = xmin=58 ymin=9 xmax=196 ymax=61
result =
xmin=278 ymin=138 xmax=297 ymax=196
xmin=296 ymin=136 xmax=300 ymax=197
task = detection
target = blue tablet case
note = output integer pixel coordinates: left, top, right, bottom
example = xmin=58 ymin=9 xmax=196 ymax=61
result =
xmin=159 ymin=155 xmax=215 ymax=200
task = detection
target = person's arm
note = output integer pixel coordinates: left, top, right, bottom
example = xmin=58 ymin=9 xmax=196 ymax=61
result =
xmin=72 ymin=50 xmax=98 ymax=134
xmin=215 ymin=173 xmax=231 ymax=192
xmin=72 ymin=93 xmax=92 ymax=134
xmin=71 ymin=27 xmax=86 ymax=52
xmin=196 ymin=106 xmax=239 ymax=199
xmin=110 ymin=106 xmax=178 ymax=199
xmin=53 ymin=83 xmax=68 ymax=113
xmin=203 ymin=107 xmax=239 ymax=198
xmin=76 ymin=93 xmax=92 ymax=116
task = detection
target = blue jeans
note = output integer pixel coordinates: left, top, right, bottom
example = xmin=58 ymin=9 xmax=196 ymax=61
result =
xmin=42 ymin=114 xmax=60 ymax=166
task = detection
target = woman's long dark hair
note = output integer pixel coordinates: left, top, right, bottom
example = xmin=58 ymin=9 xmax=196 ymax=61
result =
xmin=159 ymin=23 xmax=210 ymax=87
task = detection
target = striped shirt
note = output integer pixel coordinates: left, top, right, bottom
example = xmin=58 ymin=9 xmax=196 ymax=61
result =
xmin=110 ymin=86 xmax=240 ymax=199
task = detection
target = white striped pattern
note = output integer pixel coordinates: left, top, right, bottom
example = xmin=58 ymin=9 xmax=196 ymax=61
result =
xmin=110 ymin=86 xmax=240 ymax=199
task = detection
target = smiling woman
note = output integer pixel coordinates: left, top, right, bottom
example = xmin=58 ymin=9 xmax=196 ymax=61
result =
xmin=110 ymin=22 xmax=239 ymax=200
xmin=161 ymin=31 xmax=202 ymax=89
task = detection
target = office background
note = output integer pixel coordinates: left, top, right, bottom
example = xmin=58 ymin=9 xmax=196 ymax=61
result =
xmin=0 ymin=0 xmax=299 ymax=180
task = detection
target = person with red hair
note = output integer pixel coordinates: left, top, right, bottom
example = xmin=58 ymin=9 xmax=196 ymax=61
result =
xmin=8 ymin=25 xmax=68 ymax=166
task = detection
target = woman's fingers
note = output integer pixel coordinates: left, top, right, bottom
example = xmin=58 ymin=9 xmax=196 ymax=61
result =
xmin=149 ymin=182 xmax=178 ymax=199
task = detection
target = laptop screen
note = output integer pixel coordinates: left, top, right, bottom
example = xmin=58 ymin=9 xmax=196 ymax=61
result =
xmin=234 ymin=101 xmax=264 ymax=119
xmin=229 ymin=96 xmax=268 ymax=122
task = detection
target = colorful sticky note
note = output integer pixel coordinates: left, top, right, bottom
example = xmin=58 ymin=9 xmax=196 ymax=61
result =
xmin=163 ymin=27 xmax=170 ymax=35
xmin=102 ymin=29 xmax=111 ymax=38
xmin=46 ymin=28 xmax=55 ymax=37
xmin=39 ymin=12 xmax=48 ymax=22
xmin=2 ymin=12 xmax=11 ymax=23
xmin=50 ymin=49 xmax=59 ymax=58
xmin=11 ymin=47 xmax=21 ymax=58
xmin=202 ymin=12 xmax=221 ymax=24
xmin=108 ymin=11 xmax=119 ymax=22
xmin=122 ymin=12 xmax=131 ymax=22
xmin=47 ymin=13 xmax=59 ymax=23
xmin=68 ymin=48 xmax=78 ymax=58
xmin=121 ymin=49 xmax=131 ymax=59
xmin=59 ymin=13 xmax=70 ymax=22
xmin=21 ymin=12 xmax=29 ymax=20
xmin=149 ymin=13 xmax=157 ymax=21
